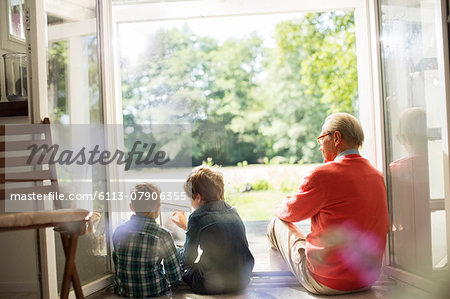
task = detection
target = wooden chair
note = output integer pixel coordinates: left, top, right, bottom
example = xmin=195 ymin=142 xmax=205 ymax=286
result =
xmin=0 ymin=118 xmax=89 ymax=299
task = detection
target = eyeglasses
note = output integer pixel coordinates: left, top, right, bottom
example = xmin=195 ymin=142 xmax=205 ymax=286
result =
xmin=317 ymin=132 xmax=331 ymax=145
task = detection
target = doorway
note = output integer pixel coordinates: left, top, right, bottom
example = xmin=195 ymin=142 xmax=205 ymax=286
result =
xmin=111 ymin=0 xmax=377 ymax=271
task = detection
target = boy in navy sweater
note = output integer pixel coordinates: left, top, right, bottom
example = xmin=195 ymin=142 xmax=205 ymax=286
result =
xmin=171 ymin=166 xmax=254 ymax=294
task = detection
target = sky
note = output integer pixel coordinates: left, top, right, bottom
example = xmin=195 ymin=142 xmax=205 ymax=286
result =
xmin=117 ymin=12 xmax=305 ymax=66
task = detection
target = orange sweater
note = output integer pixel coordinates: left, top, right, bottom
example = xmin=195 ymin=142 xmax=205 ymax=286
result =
xmin=275 ymin=154 xmax=389 ymax=291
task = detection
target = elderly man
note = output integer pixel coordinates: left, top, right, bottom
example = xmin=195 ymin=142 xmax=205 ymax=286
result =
xmin=268 ymin=113 xmax=389 ymax=295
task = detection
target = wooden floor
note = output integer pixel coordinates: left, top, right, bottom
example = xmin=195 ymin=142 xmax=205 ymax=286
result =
xmin=86 ymin=274 xmax=436 ymax=299
xmin=1 ymin=272 xmax=445 ymax=299
xmin=243 ymin=219 xmax=311 ymax=271
xmin=3 ymin=220 xmax=447 ymax=298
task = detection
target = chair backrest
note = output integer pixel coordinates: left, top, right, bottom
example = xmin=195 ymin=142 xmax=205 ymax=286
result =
xmin=0 ymin=118 xmax=62 ymax=211
xmin=0 ymin=121 xmax=90 ymax=299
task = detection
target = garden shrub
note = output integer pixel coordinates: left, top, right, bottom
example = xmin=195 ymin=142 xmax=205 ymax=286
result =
xmin=252 ymin=179 xmax=273 ymax=191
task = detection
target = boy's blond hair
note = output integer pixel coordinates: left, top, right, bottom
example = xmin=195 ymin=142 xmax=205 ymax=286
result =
xmin=131 ymin=183 xmax=161 ymax=213
xmin=184 ymin=165 xmax=224 ymax=202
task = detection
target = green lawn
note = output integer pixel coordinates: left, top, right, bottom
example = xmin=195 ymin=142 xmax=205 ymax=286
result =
xmin=221 ymin=164 xmax=318 ymax=221
xmin=126 ymin=164 xmax=318 ymax=221
xmin=226 ymin=190 xmax=284 ymax=221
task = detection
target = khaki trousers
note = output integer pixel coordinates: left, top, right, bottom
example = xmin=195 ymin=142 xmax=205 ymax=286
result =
xmin=267 ymin=218 xmax=367 ymax=295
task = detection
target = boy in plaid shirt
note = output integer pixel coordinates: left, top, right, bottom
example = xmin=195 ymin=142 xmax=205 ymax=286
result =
xmin=113 ymin=183 xmax=182 ymax=297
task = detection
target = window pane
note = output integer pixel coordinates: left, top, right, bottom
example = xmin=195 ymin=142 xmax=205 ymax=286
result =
xmin=45 ymin=0 xmax=110 ymax=290
xmin=8 ymin=0 xmax=25 ymax=40
xmin=379 ymin=0 xmax=448 ymax=275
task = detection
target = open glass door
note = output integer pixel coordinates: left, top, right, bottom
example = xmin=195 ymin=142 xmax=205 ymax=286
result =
xmin=379 ymin=0 xmax=450 ymax=288
xmin=43 ymin=0 xmax=112 ymax=295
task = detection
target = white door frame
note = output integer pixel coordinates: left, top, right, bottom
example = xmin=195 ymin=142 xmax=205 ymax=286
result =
xmin=436 ymin=0 xmax=450 ymax=282
xmin=29 ymin=0 xmax=395 ymax=296
xmin=107 ymin=0 xmax=450 ymax=291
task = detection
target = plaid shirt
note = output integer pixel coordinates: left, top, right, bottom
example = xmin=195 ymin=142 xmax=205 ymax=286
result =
xmin=113 ymin=215 xmax=182 ymax=298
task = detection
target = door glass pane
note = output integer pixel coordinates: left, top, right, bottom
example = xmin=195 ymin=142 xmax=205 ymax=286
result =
xmin=45 ymin=0 xmax=110 ymax=290
xmin=8 ymin=0 xmax=25 ymax=40
xmin=379 ymin=0 xmax=448 ymax=275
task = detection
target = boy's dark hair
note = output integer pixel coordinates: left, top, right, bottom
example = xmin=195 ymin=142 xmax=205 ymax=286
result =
xmin=184 ymin=166 xmax=224 ymax=202
xmin=131 ymin=183 xmax=161 ymax=213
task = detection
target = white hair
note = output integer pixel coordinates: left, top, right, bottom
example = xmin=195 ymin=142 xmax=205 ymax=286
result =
xmin=322 ymin=113 xmax=364 ymax=147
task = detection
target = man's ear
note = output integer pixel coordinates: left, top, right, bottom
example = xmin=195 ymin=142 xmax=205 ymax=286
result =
xmin=333 ymin=131 xmax=342 ymax=146
xmin=129 ymin=203 xmax=134 ymax=212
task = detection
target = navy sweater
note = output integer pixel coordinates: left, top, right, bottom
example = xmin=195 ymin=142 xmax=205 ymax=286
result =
xmin=181 ymin=200 xmax=254 ymax=294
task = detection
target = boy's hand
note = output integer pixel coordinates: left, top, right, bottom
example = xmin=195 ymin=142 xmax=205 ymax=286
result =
xmin=170 ymin=211 xmax=187 ymax=231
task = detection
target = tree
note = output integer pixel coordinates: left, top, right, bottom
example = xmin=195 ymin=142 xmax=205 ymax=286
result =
xmin=274 ymin=11 xmax=357 ymax=114
xmin=120 ymin=11 xmax=357 ymax=165
xmin=121 ymin=27 xmax=265 ymax=165
xmin=258 ymin=11 xmax=357 ymax=163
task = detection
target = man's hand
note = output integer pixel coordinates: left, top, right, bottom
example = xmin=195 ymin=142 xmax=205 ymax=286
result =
xmin=170 ymin=211 xmax=187 ymax=231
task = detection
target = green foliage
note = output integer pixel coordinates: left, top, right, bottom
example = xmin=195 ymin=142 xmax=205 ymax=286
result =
xmin=280 ymin=180 xmax=299 ymax=193
xmin=86 ymin=36 xmax=101 ymax=124
xmin=47 ymin=37 xmax=101 ymax=124
xmin=121 ymin=12 xmax=357 ymax=165
xmin=226 ymin=190 xmax=281 ymax=221
xmin=275 ymin=12 xmax=357 ymax=114
xmin=202 ymin=157 xmax=214 ymax=167
xmin=47 ymin=41 xmax=69 ymax=123
xmin=259 ymin=11 xmax=356 ymax=163
xmin=251 ymin=179 xmax=273 ymax=191
xmin=289 ymin=157 xmax=297 ymax=165
xmin=237 ymin=160 xmax=248 ymax=167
